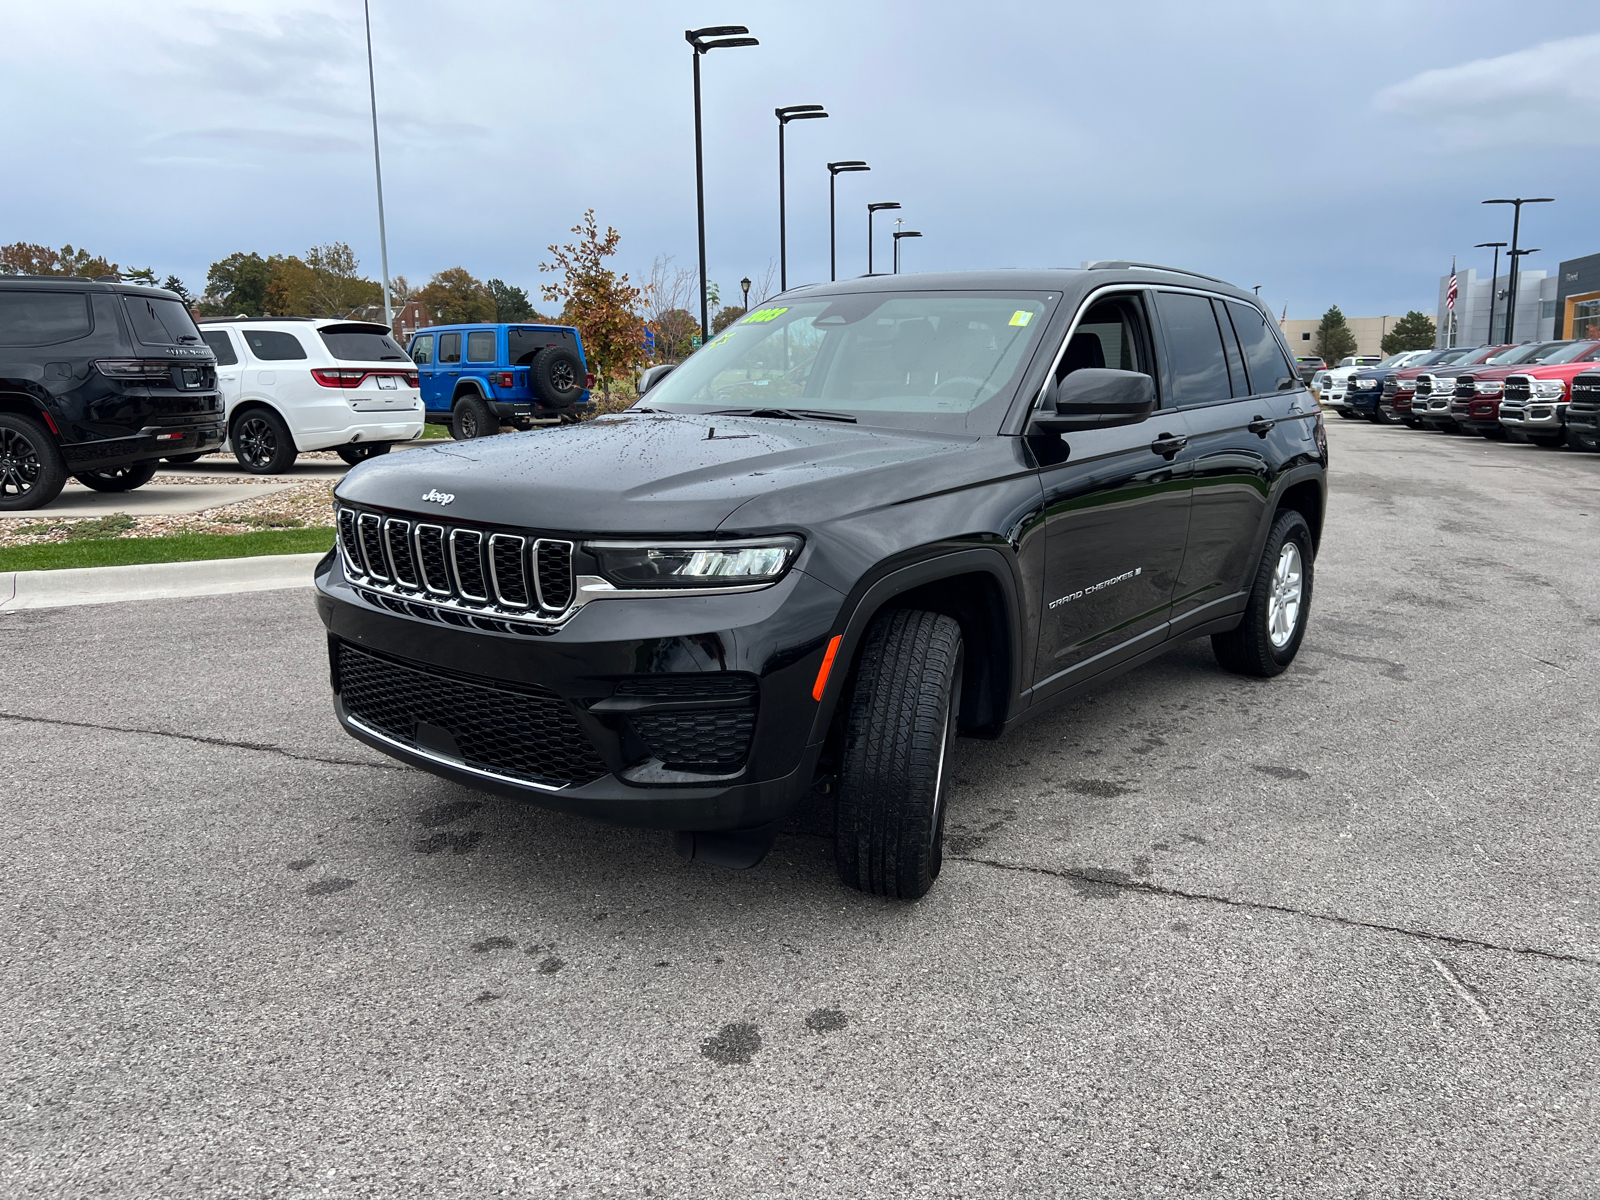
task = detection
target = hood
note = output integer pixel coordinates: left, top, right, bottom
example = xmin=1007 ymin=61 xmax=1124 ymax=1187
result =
xmin=335 ymin=411 xmax=991 ymax=534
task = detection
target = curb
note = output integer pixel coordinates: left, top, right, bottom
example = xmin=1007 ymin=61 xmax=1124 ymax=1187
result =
xmin=0 ymin=552 xmax=327 ymax=611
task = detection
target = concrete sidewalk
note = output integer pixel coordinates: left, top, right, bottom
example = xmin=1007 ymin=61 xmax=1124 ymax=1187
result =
xmin=0 ymin=551 xmax=324 ymax=610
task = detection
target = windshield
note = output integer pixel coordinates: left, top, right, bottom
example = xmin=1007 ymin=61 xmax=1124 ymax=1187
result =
xmin=1495 ymin=341 xmax=1567 ymax=365
xmin=1539 ymin=340 xmax=1599 ymax=364
xmin=639 ymin=291 xmax=1057 ymax=430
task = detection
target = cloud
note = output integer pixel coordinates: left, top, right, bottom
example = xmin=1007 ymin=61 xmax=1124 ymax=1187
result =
xmin=1374 ymin=32 xmax=1600 ymax=148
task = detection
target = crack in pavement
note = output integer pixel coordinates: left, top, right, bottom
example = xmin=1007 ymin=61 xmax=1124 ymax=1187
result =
xmin=0 ymin=710 xmax=407 ymax=773
xmin=951 ymin=854 xmax=1600 ymax=969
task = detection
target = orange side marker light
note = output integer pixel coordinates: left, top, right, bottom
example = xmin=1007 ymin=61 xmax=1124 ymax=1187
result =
xmin=812 ymin=635 xmax=842 ymax=701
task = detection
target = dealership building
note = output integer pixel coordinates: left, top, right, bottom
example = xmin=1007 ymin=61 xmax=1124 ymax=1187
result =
xmin=1432 ymin=252 xmax=1600 ymax=347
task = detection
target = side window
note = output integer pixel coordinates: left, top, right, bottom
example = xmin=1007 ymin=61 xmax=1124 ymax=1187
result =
xmin=1214 ymin=299 xmax=1247 ymax=397
xmin=1226 ymin=301 xmax=1296 ymax=394
xmin=466 ymin=330 xmax=496 ymax=362
xmin=439 ymin=332 xmax=461 ymax=364
xmin=0 ymin=290 xmax=92 ymax=346
xmin=410 ymin=334 xmax=433 ymax=365
xmin=201 ymin=329 xmax=238 ymax=365
xmin=1154 ymin=291 xmax=1231 ymax=407
xmin=1055 ymin=293 xmax=1153 ymax=383
xmin=242 ymin=330 xmax=307 ymax=361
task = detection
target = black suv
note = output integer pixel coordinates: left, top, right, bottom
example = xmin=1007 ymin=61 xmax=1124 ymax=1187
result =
xmin=316 ymin=266 xmax=1327 ymax=898
xmin=0 ymin=278 xmax=222 ymax=509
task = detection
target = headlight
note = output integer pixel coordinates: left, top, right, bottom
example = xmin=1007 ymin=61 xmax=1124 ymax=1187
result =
xmin=1533 ymin=379 xmax=1566 ymax=398
xmin=587 ymin=536 xmax=802 ymax=588
xmin=1475 ymin=381 xmax=1503 ymax=395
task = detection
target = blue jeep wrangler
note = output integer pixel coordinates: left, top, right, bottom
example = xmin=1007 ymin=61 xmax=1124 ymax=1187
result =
xmin=407 ymin=323 xmax=592 ymax=439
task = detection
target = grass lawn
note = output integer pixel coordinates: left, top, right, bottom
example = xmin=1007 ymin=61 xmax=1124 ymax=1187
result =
xmin=0 ymin=528 xmax=335 ymax=573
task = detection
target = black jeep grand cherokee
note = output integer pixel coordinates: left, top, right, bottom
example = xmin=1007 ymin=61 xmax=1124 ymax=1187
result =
xmin=317 ymin=266 xmax=1327 ymax=898
xmin=0 ymin=278 xmax=223 ymax=509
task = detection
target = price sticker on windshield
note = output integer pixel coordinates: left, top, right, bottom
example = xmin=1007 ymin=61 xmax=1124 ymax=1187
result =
xmin=1009 ymin=310 xmax=1034 ymax=327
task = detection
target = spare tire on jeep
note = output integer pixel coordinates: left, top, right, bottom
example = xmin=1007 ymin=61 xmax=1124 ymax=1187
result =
xmin=531 ymin=348 xmax=585 ymax=409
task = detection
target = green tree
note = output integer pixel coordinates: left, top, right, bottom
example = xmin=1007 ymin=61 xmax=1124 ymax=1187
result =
xmin=711 ymin=305 xmax=746 ymax=335
xmin=305 ymin=242 xmax=380 ymax=316
xmin=1380 ymin=310 xmax=1437 ymax=355
xmin=123 ymin=266 xmax=158 ymax=286
xmin=0 ymin=242 xmax=119 ymax=278
xmin=163 ymin=275 xmax=195 ymax=305
xmin=1314 ymin=306 xmax=1358 ymax=364
xmin=262 ymin=255 xmax=319 ymax=316
xmin=418 ymin=267 xmax=495 ymax=324
xmin=487 ymin=278 xmax=538 ymax=322
xmin=540 ymin=210 xmax=645 ymax=397
xmin=203 ymin=252 xmax=273 ymax=316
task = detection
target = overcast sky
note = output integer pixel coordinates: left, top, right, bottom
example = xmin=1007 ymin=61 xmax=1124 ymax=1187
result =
xmin=6 ymin=0 xmax=1599 ymax=319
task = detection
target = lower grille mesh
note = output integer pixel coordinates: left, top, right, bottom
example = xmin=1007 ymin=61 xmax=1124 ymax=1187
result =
xmin=632 ymin=710 xmax=756 ymax=770
xmin=336 ymin=642 xmax=607 ymax=787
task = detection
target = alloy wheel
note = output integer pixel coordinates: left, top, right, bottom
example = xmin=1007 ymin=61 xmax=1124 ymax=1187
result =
xmin=0 ymin=427 xmax=42 ymax=499
xmin=236 ymin=417 xmax=276 ymax=469
xmin=550 ymin=361 xmax=577 ymax=393
xmin=1267 ymin=541 xmax=1303 ymax=649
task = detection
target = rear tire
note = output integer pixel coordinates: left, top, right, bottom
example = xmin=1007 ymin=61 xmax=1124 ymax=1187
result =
xmin=336 ymin=442 xmax=391 ymax=466
xmin=0 ymin=412 xmax=68 ymax=511
xmin=232 ymin=408 xmax=298 ymax=474
xmin=1212 ymin=509 xmax=1313 ymax=679
xmin=451 ymin=394 xmax=496 ymax=440
xmin=835 ymin=609 xmax=963 ymax=900
xmin=531 ymin=348 xmax=585 ymax=410
xmin=1529 ymin=433 xmax=1564 ymax=448
xmin=74 ymin=461 xmax=158 ymax=493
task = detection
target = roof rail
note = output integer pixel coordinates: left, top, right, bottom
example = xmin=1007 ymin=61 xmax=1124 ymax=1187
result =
xmin=1085 ymin=261 xmax=1236 ymax=288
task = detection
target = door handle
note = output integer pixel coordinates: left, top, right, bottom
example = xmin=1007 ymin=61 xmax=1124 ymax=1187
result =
xmin=1150 ymin=433 xmax=1188 ymax=457
xmin=1248 ymin=415 xmax=1275 ymax=437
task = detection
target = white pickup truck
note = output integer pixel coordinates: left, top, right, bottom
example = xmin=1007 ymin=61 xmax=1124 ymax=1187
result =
xmin=1313 ymin=355 xmax=1385 ymax=412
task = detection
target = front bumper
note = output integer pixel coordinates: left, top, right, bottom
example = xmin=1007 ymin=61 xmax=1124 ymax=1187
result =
xmin=1497 ymin=402 xmax=1565 ymax=431
xmin=313 ymin=551 xmax=845 ymax=832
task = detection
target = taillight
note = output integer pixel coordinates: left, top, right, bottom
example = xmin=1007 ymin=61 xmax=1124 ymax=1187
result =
xmin=312 ymin=369 xmax=366 ymax=388
xmin=95 ymin=359 xmax=174 ymax=380
xmin=405 ymin=372 xmax=419 ymax=388
xmin=585 ymin=372 xmax=595 ymax=389
xmin=493 ymin=371 xmax=515 ymax=388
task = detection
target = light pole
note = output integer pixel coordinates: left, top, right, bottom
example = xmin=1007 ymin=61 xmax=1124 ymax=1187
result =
xmin=741 ymin=276 xmax=751 ymax=314
xmin=687 ymin=25 xmax=759 ymax=341
xmin=867 ymin=202 xmax=900 ymax=275
xmin=1483 ymin=197 xmax=1553 ymax=342
xmin=827 ymin=161 xmax=869 ymax=281
xmin=1475 ymin=241 xmax=1507 ymax=343
xmin=362 ymin=0 xmax=392 ymax=331
xmin=1506 ymin=247 xmax=1541 ymax=340
xmin=892 ymin=229 xmax=921 ymax=274
xmin=776 ymin=105 xmax=827 ymax=291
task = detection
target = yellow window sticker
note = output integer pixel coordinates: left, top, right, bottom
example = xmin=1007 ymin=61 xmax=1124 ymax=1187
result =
xmin=1009 ymin=310 xmax=1034 ymax=327
xmin=741 ymin=307 xmax=789 ymax=324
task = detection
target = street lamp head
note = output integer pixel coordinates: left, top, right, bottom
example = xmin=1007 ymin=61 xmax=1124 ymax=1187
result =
xmin=741 ymin=277 xmax=751 ymax=290
xmin=687 ymin=25 xmax=749 ymax=44
xmin=893 ymin=230 xmax=922 ymax=240
xmin=698 ymin=36 xmax=758 ymax=51
xmin=1475 ymin=242 xmax=1508 ymax=249
xmin=868 ymin=201 xmax=902 ymax=213
xmin=1483 ymin=197 xmax=1555 ymax=205
xmin=828 ymin=161 xmax=869 ymax=174
xmin=777 ymin=104 xmax=826 ymax=120
xmin=782 ymin=110 xmax=828 ymax=122
xmin=1508 ymin=247 xmax=1542 ymax=257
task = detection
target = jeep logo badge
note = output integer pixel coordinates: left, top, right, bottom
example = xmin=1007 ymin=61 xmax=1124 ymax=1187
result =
xmin=421 ymin=488 xmax=455 ymax=506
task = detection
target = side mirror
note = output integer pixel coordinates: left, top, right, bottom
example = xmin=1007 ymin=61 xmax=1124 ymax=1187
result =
xmin=639 ymin=363 xmax=678 ymax=395
xmin=1028 ymin=368 xmax=1156 ymax=435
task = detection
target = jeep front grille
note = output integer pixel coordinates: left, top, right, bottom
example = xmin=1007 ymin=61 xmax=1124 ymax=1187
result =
xmin=336 ymin=504 xmax=577 ymax=630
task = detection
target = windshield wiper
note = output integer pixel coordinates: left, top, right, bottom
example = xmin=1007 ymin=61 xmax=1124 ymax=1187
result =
xmin=708 ymin=407 xmax=856 ymax=424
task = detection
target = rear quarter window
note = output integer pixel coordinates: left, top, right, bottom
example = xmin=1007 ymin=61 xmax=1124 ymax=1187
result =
xmin=201 ymin=330 xmax=238 ymax=365
xmin=0 ymin=290 xmax=92 ymax=346
xmin=242 ymin=330 xmax=308 ymax=361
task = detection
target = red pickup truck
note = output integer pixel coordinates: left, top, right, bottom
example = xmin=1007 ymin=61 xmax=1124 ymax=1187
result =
xmin=1495 ymin=343 xmax=1600 ymax=445
xmin=1448 ymin=341 xmax=1600 ymax=437
xmin=1381 ymin=346 xmax=1505 ymax=428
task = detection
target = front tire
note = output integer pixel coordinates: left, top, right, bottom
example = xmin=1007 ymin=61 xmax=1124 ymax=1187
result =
xmin=74 ymin=461 xmax=158 ymax=493
xmin=0 ymin=412 xmax=68 ymax=511
xmin=336 ymin=442 xmax=391 ymax=466
xmin=451 ymin=395 xmax=496 ymax=440
xmin=835 ymin=609 xmax=963 ymax=900
xmin=232 ymin=409 xmax=298 ymax=474
xmin=1212 ymin=509 xmax=1313 ymax=678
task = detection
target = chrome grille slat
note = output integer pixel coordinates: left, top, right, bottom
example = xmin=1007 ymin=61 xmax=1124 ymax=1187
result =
xmin=449 ymin=529 xmax=488 ymax=602
xmin=384 ymin=519 xmax=417 ymax=588
xmin=488 ymin=534 xmax=531 ymax=609
xmin=337 ymin=508 xmax=363 ymax=574
xmin=357 ymin=512 xmax=389 ymax=580
xmin=414 ymin=524 xmax=451 ymax=595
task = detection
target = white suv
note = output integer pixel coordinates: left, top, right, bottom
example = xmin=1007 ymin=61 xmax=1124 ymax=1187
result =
xmin=190 ymin=318 xmax=425 ymax=472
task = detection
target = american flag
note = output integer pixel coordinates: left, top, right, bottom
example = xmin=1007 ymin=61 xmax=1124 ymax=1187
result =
xmin=1446 ymin=264 xmax=1458 ymax=310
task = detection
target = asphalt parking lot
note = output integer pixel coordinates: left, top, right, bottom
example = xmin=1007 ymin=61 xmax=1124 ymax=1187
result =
xmin=4 ymin=418 xmax=1598 ymax=1199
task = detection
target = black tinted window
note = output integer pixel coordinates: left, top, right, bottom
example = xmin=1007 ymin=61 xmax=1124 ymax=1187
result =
xmin=1156 ymin=292 xmax=1231 ymax=407
xmin=466 ymin=330 xmax=496 ymax=362
xmin=0 ymin=290 xmax=92 ymax=346
xmin=1226 ymin=302 xmax=1295 ymax=394
xmin=410 ymin=334 xmax=433 ymax=364
xmin=242 ymin=330 xmax=307 ymax=361
xmin=201 ymin=330 xmax=238 ymax=365
xmin=1215 ymin=300 xmax=1247 ymax=397
xmin=123 ymin=292 xmax=201 ymax=346
xmin=439 ymin=332 xmax=461 ymax=364
xmin=319 ymin=325 xmax=407 ymax=362
xmin=508 ymin=328 xmax=576 ymax=366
